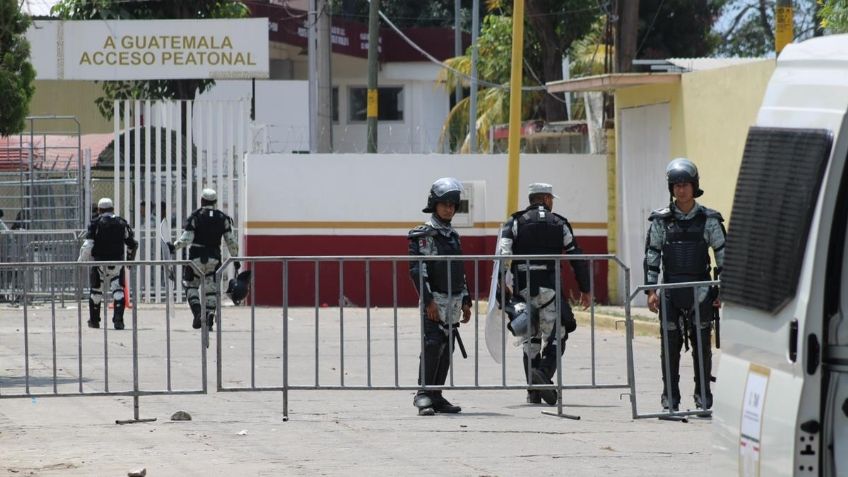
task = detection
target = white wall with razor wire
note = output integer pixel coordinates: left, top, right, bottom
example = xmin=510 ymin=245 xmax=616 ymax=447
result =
xmin=111 ymin=99 xmax=249 ymax=303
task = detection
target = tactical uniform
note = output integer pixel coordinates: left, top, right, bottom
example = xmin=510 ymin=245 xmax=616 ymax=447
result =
xmin=644 ymin=159 xmax=726 ymax=411
xmin=409 ymin=178 xmax=471 ymax=416
xmin=78 ymin=198 xmax=138 ymax=330
xmin=498 ymin=183 xmax=590 ymax=405
xmin=174 ymin=189 xmax=239 ymax=330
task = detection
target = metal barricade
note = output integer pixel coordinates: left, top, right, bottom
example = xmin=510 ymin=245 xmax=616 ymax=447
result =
xmin=626 ymin=280 xmax=720 ymax=420
xmin=214 ymin=254 xmax=633 ymax=421
xmin=0 ymin=230 xmax=82 ymax=304
xmin=0 ymin=260 xmax=206 ymax=424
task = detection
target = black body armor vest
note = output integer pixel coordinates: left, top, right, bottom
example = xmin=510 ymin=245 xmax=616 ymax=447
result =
xmin=91 ymin=215 xmax=128 ymax=260
xmin=427 ymin=231 xmax=466 ymax=294
xmin=661 ymin=212 xmax=710 ymax=308
xmin=512 ymin=206 xmax=564 ymax=291
xmin=189 ymin=208 xmax=230 ymax=260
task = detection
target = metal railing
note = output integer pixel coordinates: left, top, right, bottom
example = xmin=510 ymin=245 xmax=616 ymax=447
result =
xmin=214 ymin=254 xmax=633 ymax=421
xmin=0 ymin=230 xmax=82 ymax=303
xmin=627 ymin=280 xmax=720 ymax=421
xmin=0 ymin=259 xmax=206 ymax=424
xmin=1 ymin=253 xmax=723 ymax=425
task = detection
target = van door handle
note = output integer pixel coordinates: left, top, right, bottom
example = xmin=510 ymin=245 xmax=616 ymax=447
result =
xmin=789 ymin=319 xmax=798 ymax=363
xmin=807 ymin=333 xmax=821 ymax=375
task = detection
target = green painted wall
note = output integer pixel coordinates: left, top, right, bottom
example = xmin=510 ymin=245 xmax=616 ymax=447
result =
xmin=28 ymin=80 xmax=112 ymax=134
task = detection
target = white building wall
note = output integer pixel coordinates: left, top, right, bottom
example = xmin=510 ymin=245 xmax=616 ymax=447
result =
xmin=244 ymin=153 xmax=608 ymax=237
xmin=198 ymin=64 xmax=451 ymax=154
xmin=332 ymin=80 xmax=449 ymax=154
xmin=196 ymin=80 xmax=310 ymax=153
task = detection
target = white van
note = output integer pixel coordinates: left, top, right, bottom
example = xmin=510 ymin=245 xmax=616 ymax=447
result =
xmin=712 ymin=35 xmax=848 ymax=475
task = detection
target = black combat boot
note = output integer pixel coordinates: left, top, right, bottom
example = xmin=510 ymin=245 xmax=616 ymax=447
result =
xmin=524 ymin=353 xmax=557 ymax=406
xmin=88 ymin=299 xmax=101 ymax=329
xmin=414 ymin=393 xmax=435 ymax=416
xmin=112 ymin=299 xmax=125 ymax=330
xmin=190 ymin=303 xmax=202 ymax=329
xmin=430 ymin=343 xmax=461 ymax=413
xmin=415 ymin=322 xmax=446 ymax=416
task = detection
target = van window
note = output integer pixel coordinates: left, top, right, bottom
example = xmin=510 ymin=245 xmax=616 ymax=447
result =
xmin=722 ymin=127 xmax=832 ymax=313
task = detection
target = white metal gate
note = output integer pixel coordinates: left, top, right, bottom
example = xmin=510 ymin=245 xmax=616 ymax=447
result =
xmin=112 ymin=99 xmax=250 ymax=303
xmin=618 ymin=103 xmax=671 ymax=306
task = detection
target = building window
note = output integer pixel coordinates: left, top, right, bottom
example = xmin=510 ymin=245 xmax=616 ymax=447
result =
xmin=348 ymin=86 xmax=404 ymax=122
xmin=333 ymin=87 xmax=339 ymax=123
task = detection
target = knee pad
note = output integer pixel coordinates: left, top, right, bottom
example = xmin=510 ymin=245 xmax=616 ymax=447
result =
xmin=90 ymin=291 xmax=103 ymax=306
xmin=186 ymin=287 xmax=200 ymax=305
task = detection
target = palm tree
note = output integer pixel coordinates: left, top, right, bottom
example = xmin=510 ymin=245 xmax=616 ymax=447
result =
xmin=437 ymin=14 xmax=542 ymax=153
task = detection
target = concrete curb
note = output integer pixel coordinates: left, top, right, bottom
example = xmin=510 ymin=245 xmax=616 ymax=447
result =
xmin=574 ymin=309 xmax=660 ymax=337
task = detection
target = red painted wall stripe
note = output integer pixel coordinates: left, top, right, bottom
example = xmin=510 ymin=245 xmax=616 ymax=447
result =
xmin=245 ymin=235 xmax=609 ymax=306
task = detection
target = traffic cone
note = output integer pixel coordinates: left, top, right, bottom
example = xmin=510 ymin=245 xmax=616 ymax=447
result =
xmin=124 ymin=269 xmax=133 ymax=309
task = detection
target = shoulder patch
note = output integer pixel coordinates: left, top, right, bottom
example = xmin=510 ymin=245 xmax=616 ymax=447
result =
xmin=648 ymin=207 xmax=672 ymax=222
xmin=408 ymin=224 xmax=436 ymax=239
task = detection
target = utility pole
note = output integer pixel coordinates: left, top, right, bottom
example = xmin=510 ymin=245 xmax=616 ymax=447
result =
xmin=615 ymin=0 xmax=639 ymax=73
xmin=469 ymin=0 xmax=480 ymax=153
xmin=505 ymin=0 xmax=525 ymax=214
xmin=775 ymin=0 xmax=794 ymax=53
xmin=454 ymin=0 xmax=463 ymax=109
xmin=308 ymin=0 xmax=318 ymax=152
xmin=366 ymin=0 xmax=380 ymax=153
xmin=316 ymin=0 xmax=333 ymax=152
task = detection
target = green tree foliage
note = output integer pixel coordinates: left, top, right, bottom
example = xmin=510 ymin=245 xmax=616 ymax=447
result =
xmin=0 ymin=0 xmax=36 ymax=136
xmin=51 ymin=0 xmax=249 ymax=120
xmin=489 ymin=0 xmax=601 ymax=122
xmin=636 ymin=0 xmax=723 ymax=59
xmin=715 ymin=0 xmax=821 ymax=56
xmin=437 ymin=15 xmax=543 ymax=152
xmin=819 ymin=0 xmax=848 ymax=33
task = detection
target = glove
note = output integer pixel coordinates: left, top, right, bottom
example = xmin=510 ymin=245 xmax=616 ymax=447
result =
xmin=234 ymin=261 xmax=241 ymax=271
xmin=167 ymin=242 xmax=176 ymax=255
xmin=126 ymin=248 xmax=136 ymax=261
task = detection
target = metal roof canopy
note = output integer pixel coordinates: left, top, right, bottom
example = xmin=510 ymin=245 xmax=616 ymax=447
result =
xmin=546 ymin=73 xmax=681 ymax=93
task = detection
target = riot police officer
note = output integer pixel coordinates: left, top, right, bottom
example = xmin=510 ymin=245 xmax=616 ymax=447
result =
xmin=498 ymin=183 xmax=590 ymax=405
xmin=409 ymin=178 xmax=472 ymax=416
xmin=644 ymin=158 xmax=726 ymax=411
xmin=78 ymin=197 xmax=138 ymax=330
xmin=171 ymin=188 xmax=239 ymax=330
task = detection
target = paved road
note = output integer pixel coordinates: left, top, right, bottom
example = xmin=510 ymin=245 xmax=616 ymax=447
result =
xmin=0 ymin=303 xmax=714 ymax=476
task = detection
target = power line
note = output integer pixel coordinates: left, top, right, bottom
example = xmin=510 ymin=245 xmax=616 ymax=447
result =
xmin=635 ymin=0 xmax=666 ymax=56
xmin=371 ymin=1 xmax=546 ymax=92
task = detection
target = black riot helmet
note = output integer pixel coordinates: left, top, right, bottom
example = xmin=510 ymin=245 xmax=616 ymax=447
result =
xmin=666 ymin=158 xmax=703 ymax=198
xmin=422 ymin=177 xmax=463 ymax=213
xmin=226 ymin=270 xmax=252 ymax=305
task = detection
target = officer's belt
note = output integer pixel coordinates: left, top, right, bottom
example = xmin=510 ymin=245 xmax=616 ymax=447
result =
xmin=515 ymin=264 xmax=548 ymax=271
xmin=430 ymin=288 xmax=465 ymax=295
